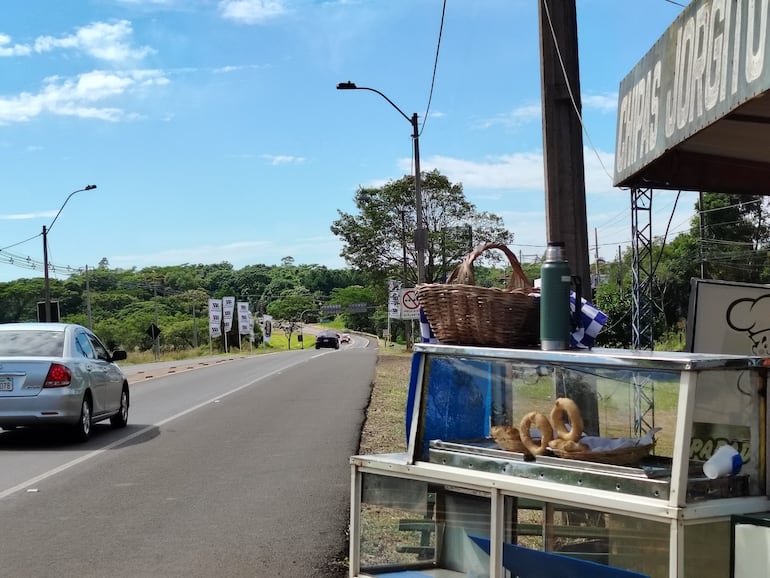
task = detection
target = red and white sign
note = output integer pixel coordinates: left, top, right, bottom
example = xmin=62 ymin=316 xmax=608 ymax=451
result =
xmin=400 ymin=289 xmax=420 ymax=320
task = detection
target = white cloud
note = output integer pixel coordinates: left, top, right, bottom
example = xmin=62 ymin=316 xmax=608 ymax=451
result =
xmin=408 ymin=152 xmax=545 ymax=191
xmin=0 ymin=69 xmax=169 ymax=123
xmin=213 ymin=63 xmax=269 ymax=73
xmin=582 ymin=92 xmax=618 ymax=112
xmin=476 ymin=92 xmax=618 ymax=130
xmin=219 ymin=0 xmax=288 ymax=24
xmin=0 ymin=33 xmax=31 ymax=56
xmin=110 ymin=235 xmax=346 ymax=269
xmin=0 ymin=210 xmax=56 ymax=220
xmin=0 ymin=20 xmax=152 ymax=63
xmin=261 ymin=154 xmax=305 ymax=165
xmin=476 ymin=103 xmax=541 ymax=129
xmin=408 ymin=147 xmax=617 ymax=196
xmin=116 ymin=0 xmax=176 ymax=5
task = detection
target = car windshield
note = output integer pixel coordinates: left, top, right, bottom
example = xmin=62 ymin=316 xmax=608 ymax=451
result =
xmin=0 ymin=330 xmax=65 ymax=357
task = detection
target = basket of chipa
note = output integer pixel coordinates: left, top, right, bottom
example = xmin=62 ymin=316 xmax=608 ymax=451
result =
xmin=416 ymin=242 xmax=539 ymax=348
xmin=546 ymin=397 xmax=657 ymax=466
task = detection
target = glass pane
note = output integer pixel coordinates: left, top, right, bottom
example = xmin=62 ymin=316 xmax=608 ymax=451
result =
xmin=359 ymin=474 xmax=437 ymax=570
xmin=419 ymin=355 xmax=676 ymax=464
xmin=690 ymin=369 xmax=763 ymax=499
xmin=504 ymin=496 xmax=670 ymax=578
xmin=358 ymin=473 xmax=491 ymax=575
xmin=0 ymin=330 xmax=65 ymax=357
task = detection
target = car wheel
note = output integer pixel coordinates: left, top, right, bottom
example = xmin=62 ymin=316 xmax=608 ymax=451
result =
xmin=110 ymin=385 xmax=129 ymax=428
xmin=73 ymin=395 xmax=92 ymax=442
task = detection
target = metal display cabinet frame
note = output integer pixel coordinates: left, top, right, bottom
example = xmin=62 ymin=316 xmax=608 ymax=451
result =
xmin=349 ymin=345 xmax=770 ymax=578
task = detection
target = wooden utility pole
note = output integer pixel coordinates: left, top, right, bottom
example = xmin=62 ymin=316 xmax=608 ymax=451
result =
xmin=538 ymin=0 xmax=590 ymax=291
xmin=539 ymin=0 xmax=597 ymax=434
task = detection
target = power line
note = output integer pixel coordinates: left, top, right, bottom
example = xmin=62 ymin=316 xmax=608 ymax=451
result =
xmin=541 ymin=0 xmax=614 ymax=184
xmin=419 ymin=0 xmax=447 ymax=137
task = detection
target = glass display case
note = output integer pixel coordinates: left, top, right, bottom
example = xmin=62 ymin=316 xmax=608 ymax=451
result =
xmin=349 ymin=345 xmax=770 ymax=578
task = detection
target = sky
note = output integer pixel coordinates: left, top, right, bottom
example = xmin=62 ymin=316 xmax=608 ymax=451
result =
xmin=0 ymin=0 xmax=697 ymax=284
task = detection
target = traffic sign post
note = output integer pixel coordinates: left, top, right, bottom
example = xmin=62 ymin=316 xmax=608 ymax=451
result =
xmin=400 ymin=288 xmax=420 ymax=320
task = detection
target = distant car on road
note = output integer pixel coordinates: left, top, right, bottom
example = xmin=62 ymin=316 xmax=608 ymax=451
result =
xmin=315 ymin=330 xmax=340 ymax=350
xmin=0 ymin=322 xmax=130 ymax=442
xmin=340 ymin=333 xmax=351 ymax=344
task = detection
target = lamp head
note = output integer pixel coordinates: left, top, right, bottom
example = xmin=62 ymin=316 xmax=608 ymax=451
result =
xmin=84 ymin=184 xmax=97 ymax=190
xmin=336 ymin=81 xmax=357 ymax=90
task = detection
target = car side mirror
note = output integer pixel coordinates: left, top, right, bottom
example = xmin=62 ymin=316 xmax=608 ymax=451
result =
xmin=111 ymin=350 xmax=128 ymax=362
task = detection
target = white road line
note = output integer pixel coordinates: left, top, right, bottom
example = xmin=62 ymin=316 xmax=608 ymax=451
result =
xmin=0 ymin=358 xmax=309 ymax=501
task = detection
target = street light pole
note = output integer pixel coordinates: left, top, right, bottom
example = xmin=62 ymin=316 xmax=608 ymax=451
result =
xmin=336 ymin=81 xmax=426 ymax=283
xmin=43 ymin=184 xmax=97 ymax=322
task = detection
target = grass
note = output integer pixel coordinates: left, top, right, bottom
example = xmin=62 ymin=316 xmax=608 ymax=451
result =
xmin=358 ymin=343 xmax=412 ymax=455
xmin=122 ymin=331 xmax=323 ymax=365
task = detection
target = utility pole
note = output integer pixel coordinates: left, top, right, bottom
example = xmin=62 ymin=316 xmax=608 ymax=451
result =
xmin=538 ymin=0 xmax=597 ymax=434
xmin=594 ymin=227 xmax=600 ymax=295
xmin=538 ymin=0 xmax=590 ymax=291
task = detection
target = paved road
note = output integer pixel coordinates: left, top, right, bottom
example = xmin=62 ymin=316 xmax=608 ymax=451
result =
xmin=0 ymin=340 xmax=376 ymax=577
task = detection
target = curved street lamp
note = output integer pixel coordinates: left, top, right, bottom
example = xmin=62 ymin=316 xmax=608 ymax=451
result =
xmin=43 ymin=185 xmax=97 ymax=322
xmin=336 ymin=81 xmax=426 ymax=284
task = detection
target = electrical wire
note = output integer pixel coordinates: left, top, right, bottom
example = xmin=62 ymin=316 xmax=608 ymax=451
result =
xmin=541 ymin=0 xmax=614 ymax=184
xmin=0 ymin=232 xmax=42 ymax=252
xmin=419 ymin=0 xmax=447 ymax=137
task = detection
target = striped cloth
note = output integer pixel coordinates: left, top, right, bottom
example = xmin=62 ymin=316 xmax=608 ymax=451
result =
xmin=570 ymin=292 xmax=608 ymax=349
xmin=419 ymin=307 xmax=440 ymax=343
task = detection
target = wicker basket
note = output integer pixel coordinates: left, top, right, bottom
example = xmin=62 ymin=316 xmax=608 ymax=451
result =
xmin=416 ymin=242 xmax=539 ymax=348
xmin=549 ymin=443 xmax=654 ymax=466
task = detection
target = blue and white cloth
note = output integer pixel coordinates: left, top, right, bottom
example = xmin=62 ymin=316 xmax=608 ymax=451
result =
xmin=419 ymin=307 xmax=440 ymax=343
xmin=570 ymin=291 xmax=608 ymax=349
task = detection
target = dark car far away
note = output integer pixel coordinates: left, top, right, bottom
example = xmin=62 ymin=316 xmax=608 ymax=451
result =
xmin=0 ymin=322 xmax=130 ymax=442
xmin=315 ymin=330 xmax=340 ymax=350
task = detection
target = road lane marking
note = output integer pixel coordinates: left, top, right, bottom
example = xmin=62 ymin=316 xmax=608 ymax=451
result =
xmin=0 ymin=358 xmax=309 ymax=501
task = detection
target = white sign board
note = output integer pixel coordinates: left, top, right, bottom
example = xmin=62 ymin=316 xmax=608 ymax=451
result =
xmin=388 ymin=280 xmax=402 ymax=319
xmin=400 ymin=288 xmax=420 ymax=320
xmin=687 ymin=278 xmax=770 ymax=355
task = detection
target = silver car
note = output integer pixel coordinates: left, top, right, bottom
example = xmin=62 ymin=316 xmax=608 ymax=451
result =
xmin=0 ymin=323 xmax=129 ymax=442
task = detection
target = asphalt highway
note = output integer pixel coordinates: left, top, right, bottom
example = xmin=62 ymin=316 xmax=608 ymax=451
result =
xmin=0 ymin=338 xmax=377 ymax=577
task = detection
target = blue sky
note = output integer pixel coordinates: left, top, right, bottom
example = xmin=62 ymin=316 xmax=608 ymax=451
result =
xmin=0 ymin=0 xmax=695 ymax=283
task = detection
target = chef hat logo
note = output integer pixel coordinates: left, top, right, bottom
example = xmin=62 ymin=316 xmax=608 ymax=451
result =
xmin=726 ymin=295 xmax=770 ymax=355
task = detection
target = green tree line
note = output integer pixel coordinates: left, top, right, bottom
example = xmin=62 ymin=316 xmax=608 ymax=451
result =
xmin=3 ymin=170 xmax=765 ymax=352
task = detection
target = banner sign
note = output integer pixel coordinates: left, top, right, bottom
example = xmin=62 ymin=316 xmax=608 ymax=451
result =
xmin=237 ymin=301 xmax=252 ymax=335
xmin=388 ymin=280 xmax=402 ymax=319
xmin=262 ymin=314 xmax=273 ymax=344
xmin=223 ymin=296 xmax=235 ymax=331
xmin=615 ymin=0 xmax=770 ymax=185
xmin=208 ymin=299 xmax=222 ymax=338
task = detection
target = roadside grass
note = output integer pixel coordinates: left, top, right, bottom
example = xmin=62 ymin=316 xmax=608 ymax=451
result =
xmin=122 ymin=332 xmax=319 ymax=365
xmin=358 ymin=343 xmax=411 ymax=455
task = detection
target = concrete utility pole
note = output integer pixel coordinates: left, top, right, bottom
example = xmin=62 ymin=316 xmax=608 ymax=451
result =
xmin=538 ymin=0 xmax=590 ymax=291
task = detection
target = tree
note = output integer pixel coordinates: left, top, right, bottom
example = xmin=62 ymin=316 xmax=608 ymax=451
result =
xmin=267 ymin=294 xmax=317 ymax=323
xmin=331 ymin=285 xmax=377 ymax=332
xmin=331 ymin=170 xmax=513 ymax=285
xmin=696 ymin=193 xmax=770 ymax=283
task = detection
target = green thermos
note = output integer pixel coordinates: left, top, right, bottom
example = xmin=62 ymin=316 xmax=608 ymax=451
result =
xmin=540 ymin=241 xmax=571 ymax=350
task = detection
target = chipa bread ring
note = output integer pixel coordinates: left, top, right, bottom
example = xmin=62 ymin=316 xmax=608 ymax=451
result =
xmin=490 ymin=425 xmax=524 ymax=452
xmin=550 ymin=397 xmax=584 ymax=442
xmin=519 ymin=411 xmax=554 ymax=456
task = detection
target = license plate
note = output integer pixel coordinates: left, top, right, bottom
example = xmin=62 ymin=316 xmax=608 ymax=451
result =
xmin=0 ymin=376 xmax=13 ymax=391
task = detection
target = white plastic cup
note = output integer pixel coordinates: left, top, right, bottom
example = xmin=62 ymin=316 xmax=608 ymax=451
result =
xmin=703 ymin=445 xmax=742 ymax=479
